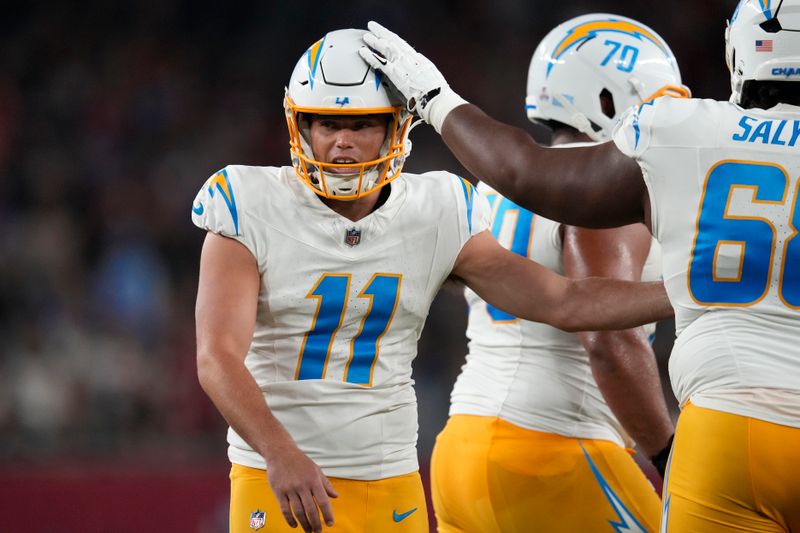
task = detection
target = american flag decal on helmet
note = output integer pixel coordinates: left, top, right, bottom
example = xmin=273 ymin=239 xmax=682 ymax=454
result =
xmin=756 ymin=39 xmax=773 ymax=52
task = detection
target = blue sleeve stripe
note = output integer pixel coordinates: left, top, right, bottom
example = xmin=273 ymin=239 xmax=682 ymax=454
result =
xmin=633 ymin=99 xmax=656 ymax=149
xmin=207 ymin=168 xmax=240 ymax=235
xmin=459 ymin=177 xmax=474 ymax=234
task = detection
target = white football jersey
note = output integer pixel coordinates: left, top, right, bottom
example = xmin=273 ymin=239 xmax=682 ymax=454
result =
xmin=191 ymin=165 xmax=488 ymax=479
xmin=614 ymin=98 xmax=800 ymax=427
xmin=451 ymin=180 xmax=660 ymax=447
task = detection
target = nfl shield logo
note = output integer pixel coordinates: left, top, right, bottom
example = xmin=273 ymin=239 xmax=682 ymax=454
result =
xmin=250 ymin=509 xmax=266 ymax=530
xmin=345 ymin=227 xmax=362 ymax=247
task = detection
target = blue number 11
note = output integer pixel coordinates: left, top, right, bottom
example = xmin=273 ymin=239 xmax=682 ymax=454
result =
xmin=296 ymin=273 xmax=402 ymax=385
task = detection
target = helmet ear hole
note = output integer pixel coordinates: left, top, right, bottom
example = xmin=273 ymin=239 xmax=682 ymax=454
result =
xmin=599 ymin=88 xmax=616 ymax=119
xmin=741 ymin=80 xmax=800 ymax=109
xmin=760 ymin=17 xmax=782 ymax=32
xmin=727 ymin=0 xmax=800 ymax=106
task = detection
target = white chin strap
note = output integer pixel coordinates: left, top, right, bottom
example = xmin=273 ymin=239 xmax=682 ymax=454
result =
xmin=310 ymin=167 xmax=381 ymax=196
xmin=628 ymin=76 xmax=650 ymax=102
xmin=555 ymin=96 xmax=608 ymax=141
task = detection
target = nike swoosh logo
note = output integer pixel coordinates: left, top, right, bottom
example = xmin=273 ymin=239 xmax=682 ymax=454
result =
xmin=392 ymin=508 xmax=417 ymax=523
xmin=192 ymin=202 xmax=204 ymax=215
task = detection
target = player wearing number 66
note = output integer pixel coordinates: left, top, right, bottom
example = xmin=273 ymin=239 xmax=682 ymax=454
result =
xmin=360 ymin=1 xmax=800 ymax=530
xmin=192 ymin=28 xmax=672 ymax=533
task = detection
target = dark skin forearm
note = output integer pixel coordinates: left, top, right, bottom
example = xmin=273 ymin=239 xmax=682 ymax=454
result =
xmin=583 ymin=329 xmax=674 ymax=457
xmin=441 ymin=104 xmax=649 ymax=229
xmin=564 ymin=224 xmax=674 ymax=456
xmin=557 ymin=277 xmax=672 ymax=332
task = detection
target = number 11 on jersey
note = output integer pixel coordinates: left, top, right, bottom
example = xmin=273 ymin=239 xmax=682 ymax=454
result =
xmin=296 ymin=273 xmax=402 ymax=385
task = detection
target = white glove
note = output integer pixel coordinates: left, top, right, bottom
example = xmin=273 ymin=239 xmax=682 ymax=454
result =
xmin=360 ymin=21 xmax=467 ymax=133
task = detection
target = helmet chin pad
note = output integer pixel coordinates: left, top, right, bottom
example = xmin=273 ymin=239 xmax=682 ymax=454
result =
xmin=308 ymin=165 xmax=383 ymax=197
xmin=287 ymin=104 xmax=409 ymax=199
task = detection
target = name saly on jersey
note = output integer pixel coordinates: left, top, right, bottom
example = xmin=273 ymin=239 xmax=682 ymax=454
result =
xmin=732 ymin=116 xmax=800 ymax=146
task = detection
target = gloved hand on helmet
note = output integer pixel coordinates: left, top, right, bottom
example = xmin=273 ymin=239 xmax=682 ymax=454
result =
xmin=359 ymin=21 xmax=468 ymax=133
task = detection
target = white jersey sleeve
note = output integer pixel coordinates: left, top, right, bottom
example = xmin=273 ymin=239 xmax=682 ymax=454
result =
xmin=613 ymin=100 xmax=656 ymax=159
xmin=613 ymin=97 xmax=800 ymax=428
xmin=464 ymin=177 xmax=492 ymax=237
xmin=614 ymin=98 xmax=702 ymax=242
xmin=439 ymin=172 xmax=491 ymax=240
xmin=191 ymin=166 xmax=261 ymax=264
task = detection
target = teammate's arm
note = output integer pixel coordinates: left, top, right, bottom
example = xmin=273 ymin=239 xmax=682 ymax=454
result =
xmin=441 ymin=106 xmax=648 ymax=229
xmin=195 ymin=232 xmax=337 ymax=533
xmin=360 ymin=22 xmax=648 ymax=229
xmin=451 ymin=231 xmax=673 ymax=332
xmin=563 ymin=225 xmax=674 ymax=460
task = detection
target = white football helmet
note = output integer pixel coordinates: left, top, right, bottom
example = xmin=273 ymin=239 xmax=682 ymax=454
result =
xmin=726 ymin=0 xmax=800 ymax=105
xmin=526 ymin=14 xmax=690 ymax=141
xmin=285 ymin=29 xmax=413 ymax=200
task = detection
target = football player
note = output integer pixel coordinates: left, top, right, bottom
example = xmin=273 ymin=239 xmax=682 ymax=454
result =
xmin=361 ymin=2 xmax=800 ymax=531
xmin=193 ymin=28 xmax=674 ymax=533
xmin=430 ymin=14 xmax=684 ymax=533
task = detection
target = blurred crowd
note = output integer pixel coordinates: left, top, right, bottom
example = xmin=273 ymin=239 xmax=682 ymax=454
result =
xmin=0 ymin=0 xmax=734 ymax=465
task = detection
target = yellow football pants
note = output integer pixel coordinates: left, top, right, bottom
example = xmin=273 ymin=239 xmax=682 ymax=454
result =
xmin=431 ymin=415 xmax=661 ymax=533
xmin=229 ymin=464 xmax=428 ymax=532
xmin=662 ymin=403 xmax=800 ymax=532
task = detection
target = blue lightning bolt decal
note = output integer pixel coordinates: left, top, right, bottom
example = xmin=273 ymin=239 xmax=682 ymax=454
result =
xmin=660 ymin=494 xmax=671 ymax=533
xmin=632 ymin=98 xmax=657 ymax=149
xmin=731 ymin=1 xmax=745 ymax=22
xmin=760 ymin=0 xmax=773 ymax=20
xmin=659 ymin=442 xmax=675 ymax=532
xmin=548 ymin=19 xmax=667 ymax=78
xmin=580 ymin=442 xmax=651 ymax=533
xmin=207 ymin=168 xmax=240 ymax=235
xmin=458 ymin=176 xmax=475 ymax=234
xmin=306 ymin=35 xmax=327 ymax=90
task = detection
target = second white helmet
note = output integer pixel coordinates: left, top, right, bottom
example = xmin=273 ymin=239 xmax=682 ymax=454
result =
xmin=726 ymin=0 xmax=800 ymax=105
xmin=526 ymin=14 xmax=690 ymax=141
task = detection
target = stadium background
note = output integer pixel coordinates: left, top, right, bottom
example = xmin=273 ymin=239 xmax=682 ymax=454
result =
xmin=0 ymin=1 xmax=733 ymax=531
